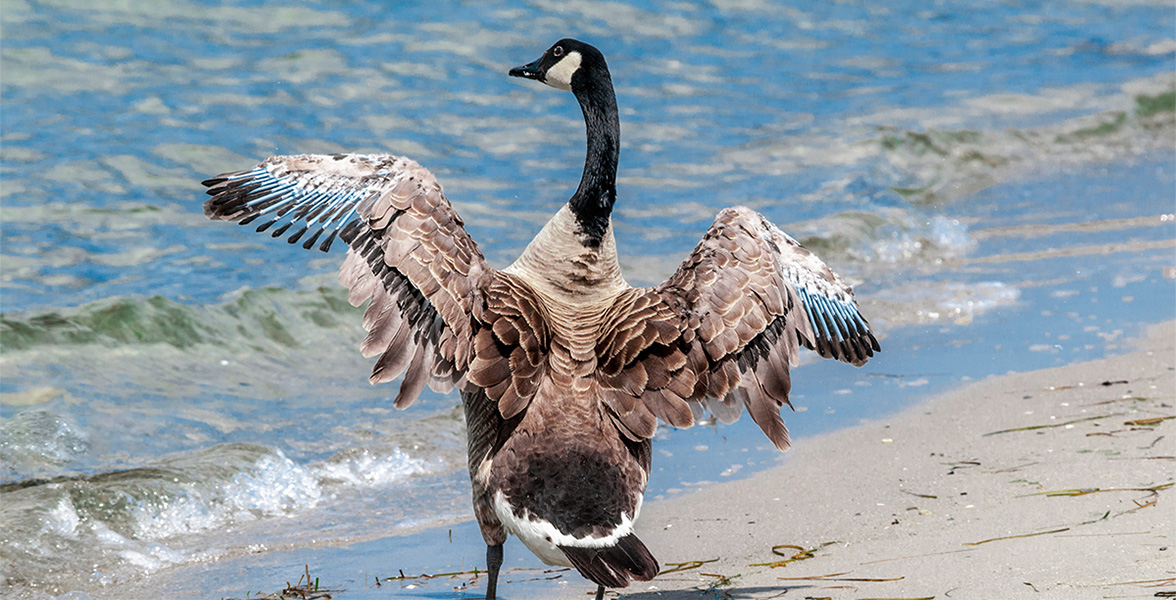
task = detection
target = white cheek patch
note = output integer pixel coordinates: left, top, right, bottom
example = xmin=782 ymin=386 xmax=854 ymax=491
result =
xmin=545 ymin=51 xmax=581 ymax=91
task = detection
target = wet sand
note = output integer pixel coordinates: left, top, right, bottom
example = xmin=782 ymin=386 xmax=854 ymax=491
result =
xmin=542 ymin=321 xmax=1175 ymax=599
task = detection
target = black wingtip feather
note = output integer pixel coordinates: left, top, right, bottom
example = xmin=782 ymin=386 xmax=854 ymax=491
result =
xmin=286 ymin=225 xmax=308 ymax=244
xmin=559 ymin=534 xmax=659 ymax=589
xmin=318 ymin=228 xmax=340 ymax=253
xmin=201 ymin=168 xmax=253 ymax=188
xmin=302 ymin=228 xmax=324 ymax=250
xmin=340 ymin=220 xmax=363 ymax=245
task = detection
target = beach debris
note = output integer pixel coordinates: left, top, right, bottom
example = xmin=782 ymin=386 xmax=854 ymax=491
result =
xmin=1086 ymin=576 xmax=1176 ymax=589
xmin=850 ymin=597 xmax=934 ymax=600
xmin=1125 ymin=416 xmax=1174 ymax=426
xmin=993 ymin=461 xmax=1039 ymax=473
xmin=1088 ymin=395 xmax=1150 ymax=406
xmin=701 ymin=571 xmax=739 ymax=587
xmin=659 ymin=558 xmax=719 ymax=575
xmin=776 ymin=571 xmax=905 ymax=583
xmin=982 ymin=413 xmax=1122 ymax=436
xmin=379 ymin=565 xmax=485 ymax=592
xmin=1019 ymin=482 xmax=1173 ymax=498
xmin=944 ymin=460 xmax=980 ymax=475
xmin=901 ymin=489 xmax=938 ymax=499
xmin=964 ymin=526 xmax=1072 ymax=546
xmin=380 ymin=564 xmax=574 ymax=593
xmin=751 ymin=542 xmax=837 ymax=567
xmin=225 ymin=565 xmax=340 ymax=600
xmin=862 ymin=548 xmax=975 ymax=566
xmin=965 ymin=504 xmax=1128 ymax=546
xmin=1017 ymin=481 xmax=1172 ymax=516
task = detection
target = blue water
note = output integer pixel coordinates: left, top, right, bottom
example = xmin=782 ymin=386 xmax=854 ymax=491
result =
xmin=2 ymin=1 xmax=1174 ymax=598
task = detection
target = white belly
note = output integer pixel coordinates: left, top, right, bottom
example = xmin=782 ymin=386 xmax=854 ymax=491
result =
xmin=492 ymin=492 xmax=573 ymax=566
xmin=490 ymin=490 xmax=643 ymax=567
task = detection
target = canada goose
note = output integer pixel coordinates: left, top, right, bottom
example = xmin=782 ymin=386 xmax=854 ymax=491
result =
xmin=202 ymin=38 xmax=878 ymax=600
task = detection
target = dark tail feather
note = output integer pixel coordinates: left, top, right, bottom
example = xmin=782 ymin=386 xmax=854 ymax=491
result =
xmin=559 ymin=533 xmax=659 ymax=589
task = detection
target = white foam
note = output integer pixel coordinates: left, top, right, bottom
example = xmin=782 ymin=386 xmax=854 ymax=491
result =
xmin=864 ymin=215 xmax=977 ymax=263
xmin=867 ymin=280 xmax=1021 ymax=327
xmin=129 ymin=445 xmax=443 ymax=545
xmin=134 ymin=450 xmax=322 ymax=541
xmin=312 ymin=447 xmax=437 ymax=487
xmin=40 ymin=496 xmax=82 ymax=540
xmin=49 ymin=592 xmax=96 ymax=600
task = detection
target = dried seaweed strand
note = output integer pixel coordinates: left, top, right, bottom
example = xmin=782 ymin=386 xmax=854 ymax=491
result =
xmin=263 ymin=565 xmax=338 ymax=600
xmin=1080 ymin=510 xmax=1112 ymax=526
xmin=964 ymin=526 xmax=1071 ymax=546
xmin=993 ymin=461 xmax=1040 ymax=473
xmin=1096 ymin=576 xmax=1176 ymax=587
xmin=971 ymin=499 xmax=1129 ymax=546
xmin=901 ymin=489 xmax=938 ymax=499
xmin=862 ymin=548 xmax=975 ymax=565
xmin=382 ymin=568 xmax=485 ymax=581
xmin=701 ymin=572 xmax=740 ymax=589
xmin=1020 ymin=482 xmax=1173 ymax=497
xmin=751 ymin=542 xmax=836 ymax=567
xmin=1124 ymin=416 xmax=1174 ymax=426
xmin=983 ymin=413 xmax=1123 ymax=436
xmin=1120 ymin=497 xmax=1158 ymax=514
xmin=659 ymin=558 xmax=719 ymax=575
xmin=777 ymin=571 xmax=905 ymax=582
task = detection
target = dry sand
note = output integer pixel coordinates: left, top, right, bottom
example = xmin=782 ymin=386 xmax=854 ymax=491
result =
xmin=544 ymin=321 xmax=1174 ymax=600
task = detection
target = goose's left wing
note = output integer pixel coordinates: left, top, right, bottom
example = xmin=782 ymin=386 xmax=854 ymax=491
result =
xmin=596 ymin=207 xmax=879 ymax=450
xmin=203 ymin=153 xmax=490 ymax=406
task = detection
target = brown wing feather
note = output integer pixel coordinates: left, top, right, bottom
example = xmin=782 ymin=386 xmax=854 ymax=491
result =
xmin=203 ymin=153 xmax=492 ymax=408
xmin=596 ymin=207 xmax=879 ymax=450
xmin=465 ymin=273 xmax=549 ymax=418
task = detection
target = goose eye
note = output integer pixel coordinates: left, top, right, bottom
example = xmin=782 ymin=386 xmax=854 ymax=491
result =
xmin=553 ymin=46 xmax=564 ymax=58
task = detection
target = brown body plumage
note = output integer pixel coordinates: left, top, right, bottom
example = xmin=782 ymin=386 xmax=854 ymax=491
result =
xmin=202 ymin=39 xmax=878 ymax=600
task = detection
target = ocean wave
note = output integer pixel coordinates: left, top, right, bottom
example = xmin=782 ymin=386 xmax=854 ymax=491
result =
xmin=863 ymin=280 xmax=1022 ymax=328
xmin=788 ymin=207 xmax=977 ymax=265
xmin=707 ymin=74 xmax=1175 ymax=208
xmin=0 ymin=285 xmax=359 ymax=354
xmin=873 ymin=75 xmax=1176 ymax=204
xmin=0 ymin=441 xmax=445 ymax=596
xmin=1 ymin=202 xmax=974 ymax=360
xmin=0 ymin=409 xmax=89 ymax=477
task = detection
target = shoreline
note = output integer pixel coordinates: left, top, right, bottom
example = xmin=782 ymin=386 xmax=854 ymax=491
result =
xmin=102 ymin=321 xmax=1174 ymax=600
xmin=541 ymin=320 xmax=1175 ymax=599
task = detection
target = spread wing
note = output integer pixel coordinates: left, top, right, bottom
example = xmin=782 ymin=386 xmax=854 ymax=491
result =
xmin=202 ymin=153 xmax=491 ymax=406
xmin=596 ymin=206 xmax=879 ymax=450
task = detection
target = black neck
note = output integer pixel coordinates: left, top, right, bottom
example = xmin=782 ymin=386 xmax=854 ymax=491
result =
xmin=568 ymin=70 xmax=619 ymax=246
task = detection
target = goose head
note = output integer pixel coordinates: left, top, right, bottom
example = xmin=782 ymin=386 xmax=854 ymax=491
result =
xmin=509 ymin=38 xmax=609 ymax=95
xmin=511 ymin=39 xmax=620 ymax=246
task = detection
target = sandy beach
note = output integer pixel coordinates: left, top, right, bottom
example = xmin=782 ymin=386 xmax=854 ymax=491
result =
xmin=527 ymin=321 xmax=1174 ymax=600
xmin=122 ymin=321 xmax=1173 ymax=600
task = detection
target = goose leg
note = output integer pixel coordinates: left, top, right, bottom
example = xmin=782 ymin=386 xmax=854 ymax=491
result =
xmin=595 ymin=584 xmax=604 ymax=600
xmin=485 ymin=543 xmax=503 ymax=600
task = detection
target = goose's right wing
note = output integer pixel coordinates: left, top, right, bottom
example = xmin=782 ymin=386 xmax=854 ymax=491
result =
xmin=596 ymin=207 xmax=879 ymax=450
xmin=203 ymin=154 xmax=490 ymax=405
